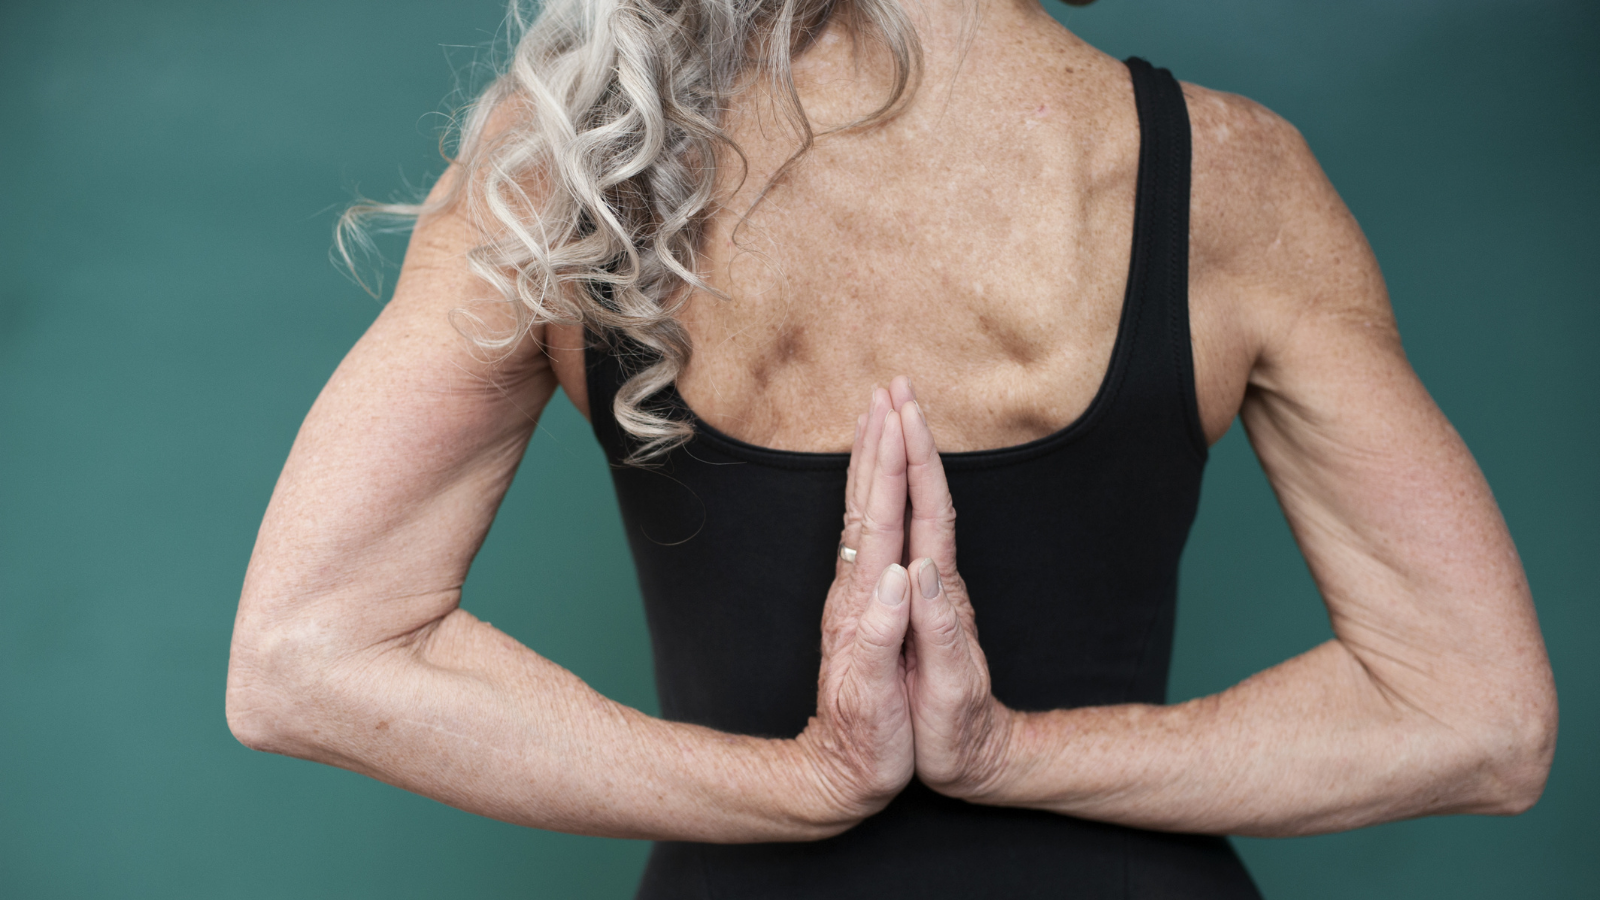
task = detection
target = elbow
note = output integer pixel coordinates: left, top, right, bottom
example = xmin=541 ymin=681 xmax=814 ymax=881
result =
xmin=1480 ymin=738 xmax=1554 ymax=817
xmin=1469 ymin=678 xmax=1558 ymax=816
xmin=225 ymin=677 xmax=288 ymax=753
xmin=224 ymin=615 xmax=328 ymax=756
xmin=225 ymin=645 xmax=303 ymax=755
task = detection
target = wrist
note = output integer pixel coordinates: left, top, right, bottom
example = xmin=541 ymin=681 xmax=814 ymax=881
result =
xmin=928 ymin=702 xmax=1028 ymax=805
xmin=621 ymin=718 xmax=861 ymax=843
xmin=785 ymin=727 xmax=894 ymax=836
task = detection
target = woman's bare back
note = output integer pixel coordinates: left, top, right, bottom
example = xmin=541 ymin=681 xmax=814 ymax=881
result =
xmin=549 ymin=5 xmax=1266 ymax=451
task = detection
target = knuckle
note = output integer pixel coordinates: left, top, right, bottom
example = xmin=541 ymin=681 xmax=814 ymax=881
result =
xmin=943 ymin=579 xmax=976 ymax=614
xmin=848 ymin=571 xmax=880 ymax=599
xmin=854 ymin=610 xmax=900 ymax=651
xmin=819 ymin=617 xmax=849 ymax=652
xmin=858 ymin=512 xmax=889 ymax=535
xmin=925 ymin=609 xmax=963 ymax=648
xmin=819 ymin=592 xmax=851 ymax=635
xmin=858 ymin=512 xmax=900 ymax=543
xmin=837 ymin=532 xmax=861 ymax=558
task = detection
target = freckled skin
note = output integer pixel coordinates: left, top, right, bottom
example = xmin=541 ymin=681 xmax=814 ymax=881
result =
xmin=553 ymin=4 xmax=1155 ymax=450
xmin=228 ymin=0 xmax=1554 ymax=845
xmin=549 ymin=5 xmax=1257 ymax=452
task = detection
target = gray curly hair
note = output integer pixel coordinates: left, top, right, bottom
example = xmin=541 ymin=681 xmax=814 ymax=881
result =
xmin=341 ymin=0 xmax=923 ymax=463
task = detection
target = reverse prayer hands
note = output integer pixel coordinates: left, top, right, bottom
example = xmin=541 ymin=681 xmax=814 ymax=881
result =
xmin=827 ymin=378 xmax=1019 ymax=805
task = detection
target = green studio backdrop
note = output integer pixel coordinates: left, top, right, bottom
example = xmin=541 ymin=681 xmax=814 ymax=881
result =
xmin=1 ymin=0 xmax=1595 ymax=897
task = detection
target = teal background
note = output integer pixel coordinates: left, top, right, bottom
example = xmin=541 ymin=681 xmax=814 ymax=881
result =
xmin=1 ymin=0 xmax=1594 ymax=896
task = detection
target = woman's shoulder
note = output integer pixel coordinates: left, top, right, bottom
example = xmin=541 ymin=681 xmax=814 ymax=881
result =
xmin=1183 ymin=81 xmax=1329 ymax=268
xmin=1100 ymin=68 xmax=1400 ymax=444
xmin=1181 ymin=76 xmax=1398 ymax=420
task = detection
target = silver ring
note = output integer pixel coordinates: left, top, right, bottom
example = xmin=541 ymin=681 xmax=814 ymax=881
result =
xmin=838 ymin=543 xmax=857 ymax=563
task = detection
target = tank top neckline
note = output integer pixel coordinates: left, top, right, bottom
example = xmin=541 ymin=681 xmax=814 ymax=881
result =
xmin=641 ymin=68 xmax=1163 ymax=472
xmin=588 ymin=56 xmax=1198 ymax=474
xmin=663 ymin=254 xmax=1142 ymax=471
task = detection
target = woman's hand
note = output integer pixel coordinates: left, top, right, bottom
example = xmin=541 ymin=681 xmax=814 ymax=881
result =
xmin=812 ymin=379 xmax=1017 ymax=810
xmin=792 ymin=388 xmax=918 ymax=827
xmin=890 ymin=381 xmax=1021 ymax=802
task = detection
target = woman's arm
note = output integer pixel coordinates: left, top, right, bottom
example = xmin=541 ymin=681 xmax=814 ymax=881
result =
xmin=225 ymin=171 xmax=918 ymax=842
xmin=894 ymin=92 xmax=1557 ymax=836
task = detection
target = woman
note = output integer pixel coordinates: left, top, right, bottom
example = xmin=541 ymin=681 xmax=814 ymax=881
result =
xmin=225 ymin=0 xmax=1557 ymax=894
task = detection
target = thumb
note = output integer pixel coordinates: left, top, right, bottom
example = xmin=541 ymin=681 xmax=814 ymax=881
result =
xmin=851 ymin=564 xmax=911 ymax=684
xmin=909 ymin=558 xmax=971 ymax=679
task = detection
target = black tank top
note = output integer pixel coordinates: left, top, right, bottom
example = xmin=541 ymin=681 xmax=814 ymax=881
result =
xmin=585 ymin=58 xmax=1261 ymax=900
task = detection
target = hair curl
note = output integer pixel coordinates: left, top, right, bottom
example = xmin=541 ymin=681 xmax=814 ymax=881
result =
xmin=340 ymin=0 xmax=922 ymax=463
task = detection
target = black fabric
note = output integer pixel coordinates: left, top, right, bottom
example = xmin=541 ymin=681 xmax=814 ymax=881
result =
xmin=585 ymin=58 xmax=1260 ymax=900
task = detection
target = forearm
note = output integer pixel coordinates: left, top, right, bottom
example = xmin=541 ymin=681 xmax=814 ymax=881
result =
xmin=974 ymin=639 xmax=1537 ymax=836
xmin=227 ymin=607 xmax=849 ymax=843
xmin=968 ymin=345 xmax=1555 ymax=836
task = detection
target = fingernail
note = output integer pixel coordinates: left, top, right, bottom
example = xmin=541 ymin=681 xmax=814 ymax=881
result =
xmin=918 ymin=559 xmax=941 ymax=599
xmin=876 ymin=565 xmax=908 ymax=606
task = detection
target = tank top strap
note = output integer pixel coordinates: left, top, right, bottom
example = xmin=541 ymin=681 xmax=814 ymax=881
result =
xmin=1110 ymin=57 xmax=1207 ymax=461
xmin=586 ymin=60 xmax=1207 ymax=464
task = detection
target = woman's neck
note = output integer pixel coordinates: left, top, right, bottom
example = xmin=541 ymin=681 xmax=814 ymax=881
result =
xmin=784 ymin=0 xmax=1075 ymax=128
